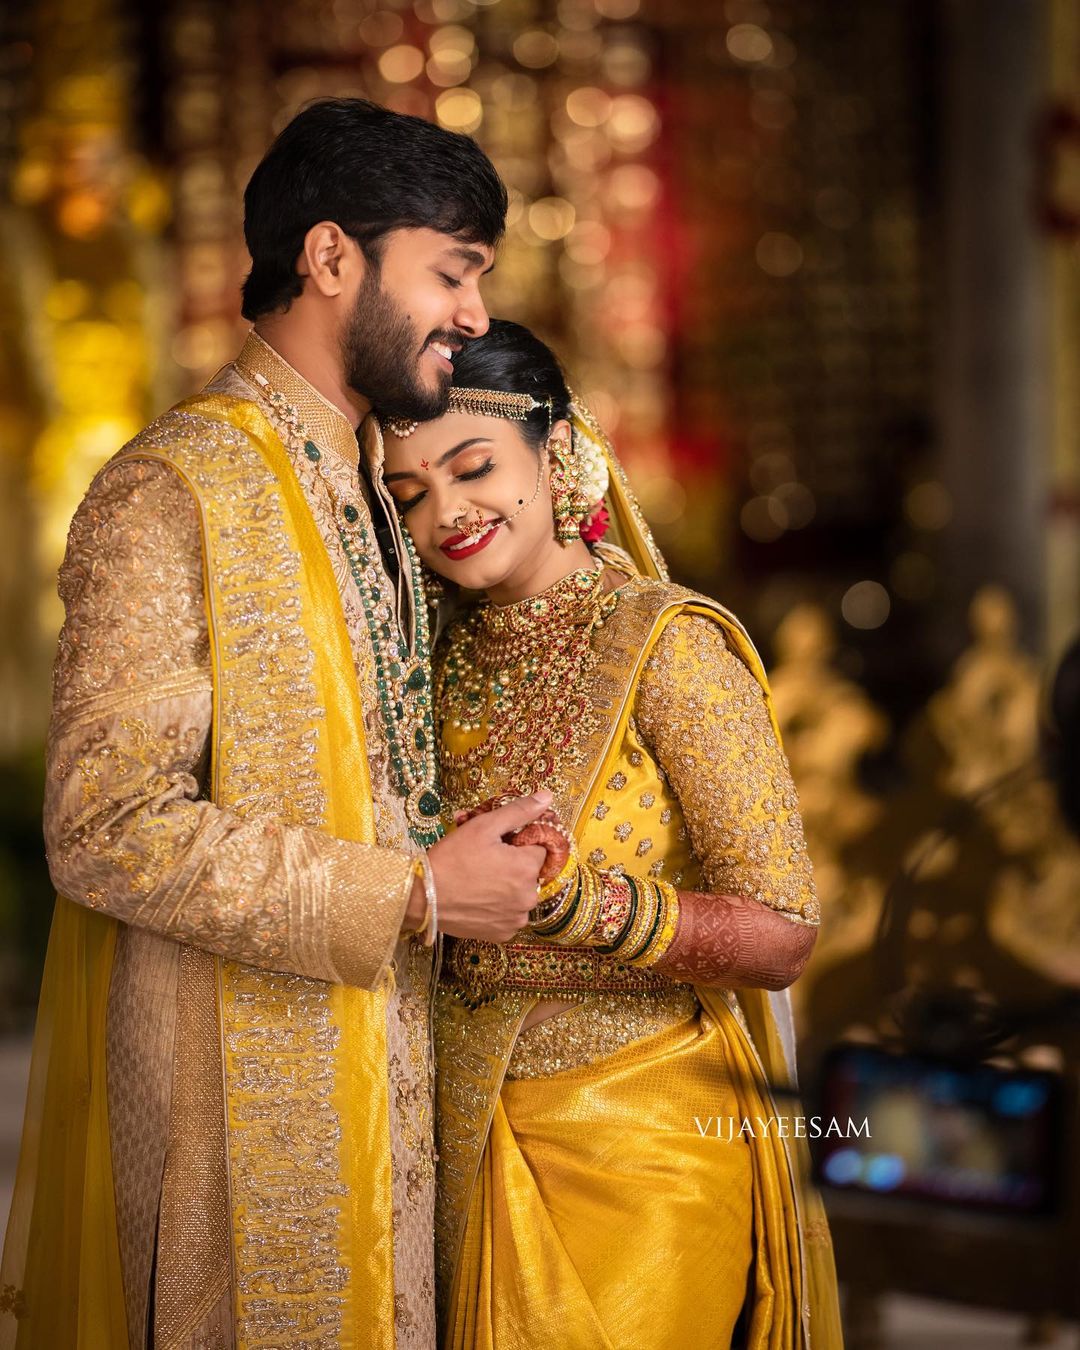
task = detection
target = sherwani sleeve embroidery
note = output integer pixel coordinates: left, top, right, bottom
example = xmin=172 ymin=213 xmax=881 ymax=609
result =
xmin=44 ymin=457 xmax=416 ymax=990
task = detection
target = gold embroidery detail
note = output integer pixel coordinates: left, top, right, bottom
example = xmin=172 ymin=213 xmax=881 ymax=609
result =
xmin=504 ymin=988 xmax=700 ymax=1079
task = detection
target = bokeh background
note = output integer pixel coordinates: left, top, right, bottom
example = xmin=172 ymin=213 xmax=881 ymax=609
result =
xmin=1 ymin=0 xmax=1080 ymax=1344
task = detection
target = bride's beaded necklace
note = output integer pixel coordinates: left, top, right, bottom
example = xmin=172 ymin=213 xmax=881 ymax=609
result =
xmin=436 ymin=562 xmax=616 ymax=806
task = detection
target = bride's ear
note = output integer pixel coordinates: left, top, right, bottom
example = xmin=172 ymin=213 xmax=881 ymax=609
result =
xmin=545 ymin=418 xmax=572 ymax=465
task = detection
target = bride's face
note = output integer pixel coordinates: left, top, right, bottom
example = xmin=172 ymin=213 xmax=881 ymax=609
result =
xmin=382 ymin=411 xmax=569 ymax=592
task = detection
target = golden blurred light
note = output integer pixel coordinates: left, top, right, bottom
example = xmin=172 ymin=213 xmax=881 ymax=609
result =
xmin=557 ymin=0 xmax=600 ymax=31
xmin=126 ymin=172 xmax=171 ymax=232
xmin=606 ymin=94 xmax=659 ymax=153
xmin=435 ymin=88 xmax=483 ymax=133
xmin=608 ymin=164 xmax=660 ymax=211
xmin=430 ymin=24 xmax=476 ymax=55
xmin=636 ymin=473 xmax=687 ymax=525
xmin=429 ymin=0 xmax=473 ymax=16
xmin=565 ymin=220 xmax=611 ymax=265
xmin=726 ymin=23 xmax=774 ymax=64
xmin=104 ymin=280 xmax=145 ymax=323
xmin=491 ymin=73 xmax=536 ymax=109
xmin=427 ymin=53 xmax=471 ymax=86
xmin=560 ymin=127 xmax=612 ymax=173
xmin=769 ymin=33 xmax=798 ymax=68
xmin=358 ymin=11 xmax=404 ymax=45
xmin=755 ymin=231 xmax=803 ymax=277
xmin=57 ymin=191 xmax=110 ymax=238
xmin=890 ymin=551 xmax=937 ymax=601
xmin=557 ymin=254 xmax=604 ymax=290
xmin=378 ymin=45 xmax=425 ymax=83
xmin=841 ymin=580 xmax=891 ymax=629
xmin=740 ymin=495 xmax=786 ymax=542
xmin=904 ymin=480 xmax=953 ymax=531
xmin=595 ymin=0 xmax=641 ymax=17
xmin=172 ymin=322 xmax=228 ymax=371
xmin=566 ymin=86 xmax=611 ymax=128
xmin=601 ymin=41 xmax=651 ymax=87
xmin=774 ymin=480 xmax=816 ymax=528
xmin=11 ymin=155 xmax=51 ymax=205
xmin=558 ymin=30 xmax=604 ymax=62
xmin=616 ymin=324 xmax=667 ymax=369
xmin=45 ymin=280 xmax=91 ymax=322
xmin=528 ymin=196 xmax=576 ymax=240
xmin=513 ymin=30 xmax=559 ymax=68
xmin=604 ymin=268 xmax=655 ymax=316
xmin=748 ymin=449 xmax=795 ymax=492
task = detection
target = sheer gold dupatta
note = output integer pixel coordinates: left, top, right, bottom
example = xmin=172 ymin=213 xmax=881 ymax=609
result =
xmin=0 ymin=901 xmax=127 ymax=1349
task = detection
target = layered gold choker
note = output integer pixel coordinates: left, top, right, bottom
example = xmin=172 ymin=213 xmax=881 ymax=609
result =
xmin=435 ymin=564 xmax=614 ymax=804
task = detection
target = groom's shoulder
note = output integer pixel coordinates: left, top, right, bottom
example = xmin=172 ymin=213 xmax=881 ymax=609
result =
xmin=97 ymin=379 xmax=267 ymax=484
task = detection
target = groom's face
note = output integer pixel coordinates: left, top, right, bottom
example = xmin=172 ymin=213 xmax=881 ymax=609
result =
xmin=341 ymin=227 xmax=495 ymax=422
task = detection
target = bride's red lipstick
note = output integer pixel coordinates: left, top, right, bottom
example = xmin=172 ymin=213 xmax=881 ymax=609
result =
xmin=439 ymin=521 xmax=501 ymax=561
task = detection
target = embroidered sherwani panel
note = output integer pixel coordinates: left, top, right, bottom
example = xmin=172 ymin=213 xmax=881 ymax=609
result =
xmin=41 ymin=334 xmax=437 ymax=1349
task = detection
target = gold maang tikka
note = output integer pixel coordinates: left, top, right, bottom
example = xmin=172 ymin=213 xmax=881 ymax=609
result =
xmin=383 ymin=388 xmax=544 ymax=439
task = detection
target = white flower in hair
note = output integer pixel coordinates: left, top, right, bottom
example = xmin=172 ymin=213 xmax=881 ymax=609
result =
xmin=570 ymin=408 xmax=611 ymax=506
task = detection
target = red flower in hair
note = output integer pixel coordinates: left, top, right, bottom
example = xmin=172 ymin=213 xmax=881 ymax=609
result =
xmin=580 ymin=503 xmax=610 ymax=544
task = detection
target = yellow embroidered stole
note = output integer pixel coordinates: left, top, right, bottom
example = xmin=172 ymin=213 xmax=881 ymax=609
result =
xmin=435 ymin=579 xmax=839 ymax=1346
xmin=135 ymin=393 xmax=397 ymax=1347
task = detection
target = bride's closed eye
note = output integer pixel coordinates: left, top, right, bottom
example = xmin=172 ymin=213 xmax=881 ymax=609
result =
xmin=391 ymin=459 xmax=496 ymax=515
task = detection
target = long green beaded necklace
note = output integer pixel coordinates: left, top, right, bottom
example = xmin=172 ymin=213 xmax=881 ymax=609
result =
xmin=246 ymin=372 xmax=443 ymax=847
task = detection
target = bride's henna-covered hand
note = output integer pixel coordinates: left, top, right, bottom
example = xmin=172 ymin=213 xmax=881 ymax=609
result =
xmin=654 ymin=890 xmax=817 ymax=992
xmin=453 ymin=794 xmax=572 ymax=887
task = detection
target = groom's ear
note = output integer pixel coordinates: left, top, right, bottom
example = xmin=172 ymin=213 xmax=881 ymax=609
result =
xmin=298 ymin=221 xmax=360 ymax=299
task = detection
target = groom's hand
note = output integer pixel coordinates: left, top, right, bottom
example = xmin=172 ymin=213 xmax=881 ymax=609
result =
xmin=424 ymin=792 xmax=553 ymax=942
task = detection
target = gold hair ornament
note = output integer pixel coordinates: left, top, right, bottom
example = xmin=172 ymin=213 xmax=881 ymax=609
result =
xmin=383 ymin=388 xmax=546 ymax=439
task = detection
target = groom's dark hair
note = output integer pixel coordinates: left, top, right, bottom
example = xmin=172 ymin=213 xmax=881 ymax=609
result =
xmin=241 ymin=98 xmax=507 ymax=320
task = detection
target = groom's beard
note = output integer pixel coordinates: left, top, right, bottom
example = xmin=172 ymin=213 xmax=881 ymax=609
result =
xmin=341 ymin=270 xmax=451 ymax=421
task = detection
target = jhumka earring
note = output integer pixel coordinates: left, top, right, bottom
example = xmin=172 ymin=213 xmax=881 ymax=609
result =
xmin=548 ymin=434 xmax=593 ymax=545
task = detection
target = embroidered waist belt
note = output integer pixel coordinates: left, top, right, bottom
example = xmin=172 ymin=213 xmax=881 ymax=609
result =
xmin=441 ymin=936 xmax=671 ymax=1006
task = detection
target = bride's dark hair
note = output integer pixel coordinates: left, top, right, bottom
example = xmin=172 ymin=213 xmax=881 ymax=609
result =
xmin=450 ymin=319 xmax=572 ymax=448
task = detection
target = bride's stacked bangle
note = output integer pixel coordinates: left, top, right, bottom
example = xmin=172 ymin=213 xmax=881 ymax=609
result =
xmin=530 ymin=864 xmax=680 ymax=967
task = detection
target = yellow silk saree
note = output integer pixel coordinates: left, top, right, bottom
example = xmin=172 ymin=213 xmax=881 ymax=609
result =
xmin=431 ymin=408 xmax=842 ymax=1349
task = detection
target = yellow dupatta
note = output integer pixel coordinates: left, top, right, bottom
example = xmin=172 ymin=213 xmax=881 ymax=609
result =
xmin=1 ymin=394 xmax=400 ymax=1348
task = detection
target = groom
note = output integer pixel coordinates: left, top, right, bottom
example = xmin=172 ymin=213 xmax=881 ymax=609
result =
xmin=15 ymin=99 xmax=551 ymax=1349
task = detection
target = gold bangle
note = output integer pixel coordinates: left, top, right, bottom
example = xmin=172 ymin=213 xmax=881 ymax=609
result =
xmin=556 ymin=865 xmax=603 ymax=946
xmin=614 ymin=875 xmax=657 ymax=962
xmin=530 ymin=867 xmax=580 ymax=934
xmin=634 ymin=882 xmax=680 ymax=967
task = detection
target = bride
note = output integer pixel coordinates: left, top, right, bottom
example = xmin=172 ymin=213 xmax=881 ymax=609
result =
xmin=367 ymin=319 xmax=841 ymax=1348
